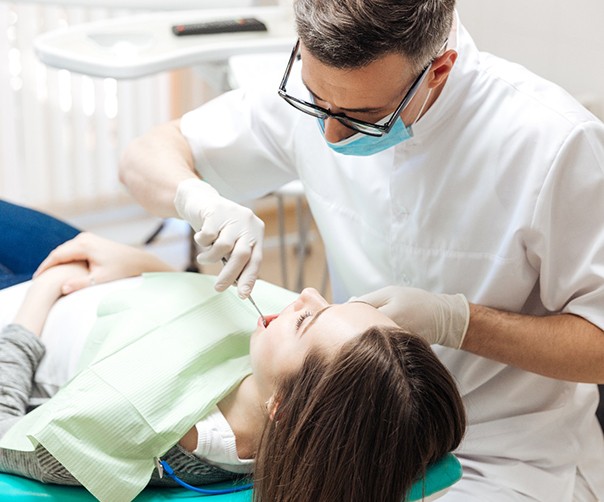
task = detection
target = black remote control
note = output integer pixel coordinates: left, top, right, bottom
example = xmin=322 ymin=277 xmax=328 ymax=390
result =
xmin=172 ymin=18 xmax=268 ymax=36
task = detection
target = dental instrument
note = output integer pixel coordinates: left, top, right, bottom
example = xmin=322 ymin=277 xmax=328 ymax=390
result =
xmin=221 ymin=257 xmax=267 ymax=326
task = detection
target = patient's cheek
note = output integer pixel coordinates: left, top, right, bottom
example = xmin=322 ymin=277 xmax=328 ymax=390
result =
xmin=178 ymin=426 xmax=199 ymax=452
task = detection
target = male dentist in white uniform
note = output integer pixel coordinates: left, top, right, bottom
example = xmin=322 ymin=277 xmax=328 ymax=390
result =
xmin=119 ymin=0 xmax=604 ymax=499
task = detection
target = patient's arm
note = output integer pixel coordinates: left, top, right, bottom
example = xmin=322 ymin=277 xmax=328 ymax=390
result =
xmin=0 ymin=263 xmax=88 ymax=433
xmin=0 ymin=325 xmax=46 ymax=434
xmin=14 ymin=263 xmax=89 ymax=336
xmin=34 ymin=232 xmax=175 ymax=294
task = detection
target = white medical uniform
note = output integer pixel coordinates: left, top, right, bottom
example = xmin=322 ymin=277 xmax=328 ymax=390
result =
xmin=180 ymin=14 xmax=604 ymax=501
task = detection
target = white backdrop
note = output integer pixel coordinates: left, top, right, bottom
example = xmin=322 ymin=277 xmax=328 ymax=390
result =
xmin=457 ymin=0 xmax=604 ymax=119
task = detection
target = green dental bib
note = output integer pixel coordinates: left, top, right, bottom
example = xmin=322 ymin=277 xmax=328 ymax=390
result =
xmin=0 ymin=273 xmax=298 ymax=502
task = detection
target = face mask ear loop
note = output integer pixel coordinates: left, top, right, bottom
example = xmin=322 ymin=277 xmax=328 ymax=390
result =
xmin=408 ymin=37 xmax=447 ymax=126
xmin=411 ymin=87 xmax=432 ymax=127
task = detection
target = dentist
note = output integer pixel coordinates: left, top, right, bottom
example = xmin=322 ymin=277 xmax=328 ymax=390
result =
xmin=119 ymin=0 xmax=604 ymax=500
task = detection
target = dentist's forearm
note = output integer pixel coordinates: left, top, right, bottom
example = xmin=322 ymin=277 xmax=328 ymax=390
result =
xmin=119 ymin=119 xmax=198 ymax=217
xmin=462 ymin=305 xmax=604 ymax=383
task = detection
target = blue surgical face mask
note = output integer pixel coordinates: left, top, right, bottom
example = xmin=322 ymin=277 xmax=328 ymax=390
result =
xmin=318 ymin=89 xmax=432 ymax=157
xmin=318 ymin=116 xmax=412 ymax=156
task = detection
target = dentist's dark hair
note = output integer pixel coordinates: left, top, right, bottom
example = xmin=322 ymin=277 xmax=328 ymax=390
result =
xmin=253 ymin=326 xmax=466 ymax=502
xmin=294 ymin=0 xmax=455 ymax=72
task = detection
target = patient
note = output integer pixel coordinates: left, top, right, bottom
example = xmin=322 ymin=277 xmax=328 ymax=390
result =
xmin=0 ymin=204 xmax=466 ymax=502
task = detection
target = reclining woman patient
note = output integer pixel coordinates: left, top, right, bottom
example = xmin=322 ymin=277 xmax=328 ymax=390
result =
xmin=0 ymin=204 xmax=466 ymax=502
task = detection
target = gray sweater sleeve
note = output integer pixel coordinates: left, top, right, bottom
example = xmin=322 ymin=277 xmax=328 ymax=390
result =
xmin=0 ymin=324 xmax=45 ymax=433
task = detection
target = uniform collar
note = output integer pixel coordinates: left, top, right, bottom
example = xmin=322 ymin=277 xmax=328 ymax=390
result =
xmin=405 ymin=11 xmax=482 ymax=140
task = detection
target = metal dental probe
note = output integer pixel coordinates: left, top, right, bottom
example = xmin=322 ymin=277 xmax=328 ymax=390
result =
xmin=221 ymin=257 xmax=267 ymax=326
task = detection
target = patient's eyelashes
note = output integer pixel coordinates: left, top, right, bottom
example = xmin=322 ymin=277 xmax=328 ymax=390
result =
xmin=295 ymin=311 xmax=312 ymax=331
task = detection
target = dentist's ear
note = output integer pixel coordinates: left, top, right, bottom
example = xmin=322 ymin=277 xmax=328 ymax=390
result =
xmin=427 ymin=49 xmax=458 ymax=89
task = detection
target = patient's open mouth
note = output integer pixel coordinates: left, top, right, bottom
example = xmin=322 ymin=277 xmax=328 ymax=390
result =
xmin=260 ymin=314 xmax=279 ymax=327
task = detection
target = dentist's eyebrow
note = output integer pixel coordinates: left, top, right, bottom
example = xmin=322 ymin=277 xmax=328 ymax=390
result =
xmin=301 ymin=78 xmax=388 ymax=114
xmin=300 ymin=305 xmax=333 ymax=337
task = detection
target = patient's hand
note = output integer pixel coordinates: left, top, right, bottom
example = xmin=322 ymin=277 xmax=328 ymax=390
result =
xmin=14 ymin=261 xmax=89 ymax=336
xmin=34 ymin=261 xmax=90 ymax=295
xmin=33 ymin=232 xmax=175 ymax=294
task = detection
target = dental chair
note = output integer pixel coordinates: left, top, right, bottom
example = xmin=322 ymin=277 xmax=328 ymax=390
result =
xmin=0 ymin=451 xmax=462 ymax=501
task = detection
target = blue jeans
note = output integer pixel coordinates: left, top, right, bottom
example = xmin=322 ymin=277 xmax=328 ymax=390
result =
xmin=0 ymin=201 xmax=80 ymax=290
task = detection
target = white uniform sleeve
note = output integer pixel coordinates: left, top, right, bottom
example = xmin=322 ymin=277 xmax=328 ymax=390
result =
xmin=180 ymin=88 xmax=301 ymax=204
xmin=530 ymin=120 xmax=604 ymax=328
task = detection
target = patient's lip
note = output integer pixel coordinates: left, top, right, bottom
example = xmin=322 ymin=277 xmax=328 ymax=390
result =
xmin=260 ymin=314 xmax=279 ymax=327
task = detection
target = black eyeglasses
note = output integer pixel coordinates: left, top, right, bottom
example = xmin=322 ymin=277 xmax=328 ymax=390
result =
xmin=278 ymin=39 xmax=441 ymax=137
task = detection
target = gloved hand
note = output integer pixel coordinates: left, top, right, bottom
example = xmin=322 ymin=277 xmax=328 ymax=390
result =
xmin=355 ymin=286 xmax=470 ymax=349
xmin=174 ymin=178 xmax=264 ymax=298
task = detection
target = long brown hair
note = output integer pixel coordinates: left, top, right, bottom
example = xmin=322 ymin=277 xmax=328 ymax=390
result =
xmin=253 ymin=326 xmax=465 ymax=502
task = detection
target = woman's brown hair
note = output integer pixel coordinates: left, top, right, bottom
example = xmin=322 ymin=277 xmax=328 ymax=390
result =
xmin=253 ymin=326 xmax=465 ymax=502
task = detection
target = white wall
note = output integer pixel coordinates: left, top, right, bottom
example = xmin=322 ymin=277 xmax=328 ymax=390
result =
xmin=6 ymin=0 xmax=263 ymax=8
xmin=457 ymin=0 xmax=604 ymax=119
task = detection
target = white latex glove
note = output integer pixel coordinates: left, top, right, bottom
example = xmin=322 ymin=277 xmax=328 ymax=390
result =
xmin=355 ymin=286 xmax=470 ymax=349
xmin=174 ymin=178 xmax=264 ymax=298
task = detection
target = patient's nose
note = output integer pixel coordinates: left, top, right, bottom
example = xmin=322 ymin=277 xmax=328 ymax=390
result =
xmin=297 ymin=287 xmax=328 ymax=310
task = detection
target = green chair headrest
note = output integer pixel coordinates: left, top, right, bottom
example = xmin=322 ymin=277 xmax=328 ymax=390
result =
xmin=0 ymin=452 xmax=461 ymax=501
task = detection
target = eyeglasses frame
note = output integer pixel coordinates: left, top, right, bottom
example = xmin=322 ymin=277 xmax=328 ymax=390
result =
xmin=278 ymin=39 xmax=446 ymax=137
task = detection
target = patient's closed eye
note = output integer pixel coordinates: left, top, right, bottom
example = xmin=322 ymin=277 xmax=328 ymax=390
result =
xmin=295 ymin=311 xmax=312 ymax=331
